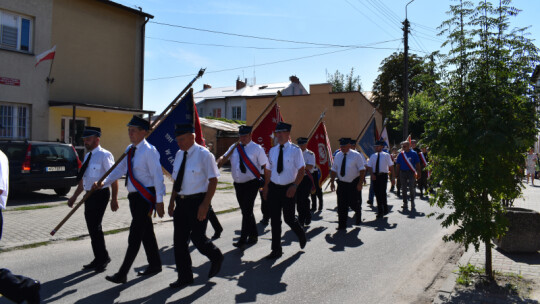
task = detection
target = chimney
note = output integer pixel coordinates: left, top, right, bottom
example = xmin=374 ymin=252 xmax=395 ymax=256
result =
xmin=203 ymin=84 xmax=212 ymax=90
xmin=289 ymin=75 xmax=300 ymax=84
xmin=236 ymin=77 xmax=246 ymax=90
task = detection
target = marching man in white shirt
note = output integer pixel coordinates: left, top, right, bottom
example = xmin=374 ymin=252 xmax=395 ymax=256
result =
xmin=296 ymin=137 xmax=315 ymax=227
xmin=68 ymin=126 xmax=118 ymax=272
xmin=95 ymin=115 xmax=165 ymax=284
xmin=366 ymin=140 xmax=395 ymax=219
xmin=330 ymin=138 xmax=366 ymax=230
xmin=168 ymin=124 xmax=224 ymax=288
xmin=262 ymin=122 xmax=307 ymax=259
xmin=217 ymin=125 xmax=269 ymax=249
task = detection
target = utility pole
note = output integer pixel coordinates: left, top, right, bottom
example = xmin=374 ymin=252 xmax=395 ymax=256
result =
xmin=403 ymin=0 xmax=414 ymax=141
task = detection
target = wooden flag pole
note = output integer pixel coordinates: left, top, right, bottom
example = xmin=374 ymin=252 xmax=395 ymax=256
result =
xmin=51 ymin=69 xmax=205 ymax=236
xmin=307 ymin=109 xmax=327 ymax=142
xmin=217 ymin=91 xmax=282 ymax=168
xmin=150 ymin=68 xmax=205 ymax=129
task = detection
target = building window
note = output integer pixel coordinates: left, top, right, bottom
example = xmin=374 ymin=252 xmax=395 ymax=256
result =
xmin=333 ymin=98 xmax=345 ymax=106
xmin=0 ymin=103 xmax=30 ymax=139
xmin=0 ymin=10 xmax=33 ymax=52
xmin=232 ymin=106 xmax=242 ymax=120
xmin=212 ymin=108 xmax=222 ymax=118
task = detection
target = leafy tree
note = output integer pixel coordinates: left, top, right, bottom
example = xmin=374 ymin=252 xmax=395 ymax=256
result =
xmin=372 ymin=52 xmax=439 ymax=122
xmin=390 ymin=91 xmax=438 ymax=144
xmin=327 ymin=68 xmax=362 ymax=92
xmin=425 ymin=0 xmax=539 ymax=279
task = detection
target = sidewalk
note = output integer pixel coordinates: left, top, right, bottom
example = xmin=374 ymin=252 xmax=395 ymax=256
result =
xmin=0 ymin=169 xmax=239 ymax=250
xmin=435 ymin=182 xmax=540 ymax=303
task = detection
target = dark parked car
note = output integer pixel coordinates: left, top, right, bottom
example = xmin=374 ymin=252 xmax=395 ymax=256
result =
xmin=0 ymin=140 xmax=81 ymax=196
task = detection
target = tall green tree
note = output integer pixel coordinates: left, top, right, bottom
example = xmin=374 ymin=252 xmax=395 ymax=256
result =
xmin=327 ymin=68 xmax=362 ymax=92
xmin=390 ymin=91 xmax=438 ymax=144
xmin=372 ymin=52 xmax=439 ymax=120
xmin=425 ymin=0 xmax=539 ymax=279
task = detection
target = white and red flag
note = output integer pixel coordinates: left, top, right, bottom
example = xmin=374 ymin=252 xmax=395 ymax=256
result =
xmin=252 ymin=103 xmax=283 ymax=154
xmin=307 ymin=121 xmax=333 ymax=186
xmin=35 ymin=45 xmax=56 ymax=67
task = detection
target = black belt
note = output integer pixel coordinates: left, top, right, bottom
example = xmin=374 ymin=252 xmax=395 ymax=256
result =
xmin=269 ymin=181 xmax=293 ymax=189
xmin=177 ymin=192 xmax=206 ymax=200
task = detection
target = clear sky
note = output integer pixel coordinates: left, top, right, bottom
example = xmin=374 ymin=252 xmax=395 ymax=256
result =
xmin=112 ymin=0 xmax=540 ymax=113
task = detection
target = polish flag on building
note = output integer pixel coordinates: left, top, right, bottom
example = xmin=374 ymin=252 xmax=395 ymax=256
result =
xmin=252 ymin=103 xmax=283 ymax=154
xmin=307 ymin=121 xmax=333 ymax=186
xmin=35 ymin=45 xmax=56 ymax=67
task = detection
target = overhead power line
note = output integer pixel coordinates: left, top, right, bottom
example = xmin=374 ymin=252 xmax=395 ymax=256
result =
xmin=146 ymin=36 xmax=401 ymax=50
xmin=145 ymin=42 xmax=426 ymax=82
xmin=150 ymin=21 xmax=359 ymax=48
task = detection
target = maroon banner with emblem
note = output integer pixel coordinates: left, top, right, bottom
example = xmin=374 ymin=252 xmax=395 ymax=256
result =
xmin=251 ymin=103 xmax=283 ymax=154
xmin=307 ymin=121 xmax=333 ymax=186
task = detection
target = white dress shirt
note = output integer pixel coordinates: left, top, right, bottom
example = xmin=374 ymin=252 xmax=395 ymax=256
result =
xmin=0 ymin=150 xmax=8 ymax=209
xmin=225 ymin=140 xmax=269 ymax=183
xmin=367 ymin=151 xmax=394 ymax=174
xmin=302 ymin=149 xmax=316 ymax=173
xmin=82 ymin=145 xmax=115 ymax=191
xmin=103 ymin=139 xmax=166 ymax=203
xmin=267 ymin=141 xmax=305 ymax=185
xmin=172 ymin=143 xmax=220 ymax=195
xmin=331 ymin=149 xmax=366 ymax=183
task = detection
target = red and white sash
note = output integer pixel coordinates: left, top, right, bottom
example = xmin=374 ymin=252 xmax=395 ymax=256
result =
xmin=400 ymin=151 xmax=416 ymax=174
xmin=419 ymin=152 xmax=428 ymax=167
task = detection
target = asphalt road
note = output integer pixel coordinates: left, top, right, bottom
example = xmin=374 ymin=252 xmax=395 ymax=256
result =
xmin=0 ymin=189 xmax=455 ymax=304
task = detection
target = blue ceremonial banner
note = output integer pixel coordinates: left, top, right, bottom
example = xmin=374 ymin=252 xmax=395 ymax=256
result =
xmin=147 ymin=91 xmax=194 ymax=174
xmin=358 ymin=118 xmax=376 ymax=157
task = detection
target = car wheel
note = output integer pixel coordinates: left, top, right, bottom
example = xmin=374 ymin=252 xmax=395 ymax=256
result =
xmin=54 ymin=187 xmax=71 ymax=196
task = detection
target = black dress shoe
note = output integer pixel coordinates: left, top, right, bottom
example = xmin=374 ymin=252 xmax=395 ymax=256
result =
xmin=366 ymin=200 xmax=373 ymax=206
xmin=208 ymin=255 xmax=224 ymax=278
xmin=336 ymin=226 xmax=346 ymax=231
xmin=25 ymin=280 xmax=41 ymax=304
xmin=233 ymin=239 xmax=247 ymax=248
xmin=265 ymin=251 xmax=283 ymax=259
xmin=106 ymin=273 xmax=127 ymax=284
xmin=83 ymin=260 xmax=98 ymax=269
xmin=376 ymin=213 xmax=383 ymax=219
xmin=137 ymin=266 xmax=162 ymax=276
xmin=299 ymin=233 xmax=307 ymax=249
xmin=170 ymin=278 xmax=194 ymax=288
xmin=94 ymin=257 xmax=112 ymax=273
xmin=246 ymin=236 xmax=258 ymax=245
xmin=355 ymin=212 xmax=362 ymax=225
xmin=260 ymin=218 xmax=269 ymax=226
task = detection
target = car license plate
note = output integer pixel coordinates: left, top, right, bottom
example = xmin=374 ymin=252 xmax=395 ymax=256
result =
xmin=46 ymin=166 xmax=65 ymax=172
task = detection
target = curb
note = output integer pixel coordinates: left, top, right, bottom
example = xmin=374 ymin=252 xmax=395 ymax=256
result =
xmin=432 ymin=247 xmax=475 ymax=304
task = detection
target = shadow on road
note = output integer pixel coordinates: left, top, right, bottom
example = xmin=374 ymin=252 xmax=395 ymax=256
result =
xmin=361 ymin=217 xmax=397 ymax=232
xmin=325 ymin=227 xmax=363 ymax=252
xmin=38 ymin=269 xmax=100 ymax=303
xmin=7 ymin=191 xmax=67 ymax=207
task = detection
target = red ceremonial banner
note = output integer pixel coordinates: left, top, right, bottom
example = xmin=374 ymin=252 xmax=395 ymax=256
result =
xmin=252 ymin=103 xmax=283 ymax=154
xmin=193 ymin=105 xmax=205 ymax=146
xmin=307 ymin=121 xmax=333 ymax=186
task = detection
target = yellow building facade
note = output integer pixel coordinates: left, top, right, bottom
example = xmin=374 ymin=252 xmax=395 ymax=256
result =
xmin=0 ymin=0 xmax=153 ymax=159
xmin=246 ymin=83 xmax=383 ymax=153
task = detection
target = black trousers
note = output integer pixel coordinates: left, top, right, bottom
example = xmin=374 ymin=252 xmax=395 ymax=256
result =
xmin=234 ymin=179 xmax=260 ymax=240
xmin=268 ymin=182 xmax=305 ymax=253
xmin=296 ymin=175 xmax=312 ymax=225
xmin=260 ymin=189 xmax=270 ymax=221
xmin=373 ymin=173 xmax=389 ymax=215
xmin=84 ymin=188 xmax=110 ymax=263
xmin=118 ymin=189 xmax=161 ymax=276
xmin=207 ymin=206 xmax=222 ymax=234
xmin=336 ymin=181 xmax=360 ymax=228
xmin=174 ymin=193 xmax=223 ymax=281
xmin=352 ymin=176 xmax=362 ymax=212
xmin=310 ymin=170 xmax=323 ymax=210
xmin=400 ymin=170 xmax=416 ymax=204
